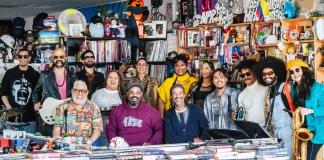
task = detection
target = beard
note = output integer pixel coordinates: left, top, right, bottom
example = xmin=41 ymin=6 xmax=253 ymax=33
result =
xmin=128 ymin=96 xmax=140 ymax=106
xmin=263 ymin=77 xmax=277 ymax=86
xmin=53 ymin=60 xmax=65 ymax=67
xmin=85 ymin=62 xmax=94 ymax=68
xmin=73 ymin=97 xmax=87 ymax=105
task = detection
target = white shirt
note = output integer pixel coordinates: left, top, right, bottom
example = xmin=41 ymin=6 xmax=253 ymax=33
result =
xmin=91 ymin=88 xmax=122 ymax=111
xmin=238 ymin=81 xmax=268 ymax=125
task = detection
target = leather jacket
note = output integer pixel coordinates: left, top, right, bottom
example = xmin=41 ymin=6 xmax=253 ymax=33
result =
xmin=32 ymin=69 xmax=76 ymax=104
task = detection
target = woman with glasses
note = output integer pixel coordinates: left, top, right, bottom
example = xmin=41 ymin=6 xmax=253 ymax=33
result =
xmin=284 ymin=59 xmax=324 ymax=160
xmin=91 ymin=71 xmax=124 ymax=146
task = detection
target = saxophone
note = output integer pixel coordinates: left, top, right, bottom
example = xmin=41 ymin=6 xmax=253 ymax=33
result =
xmin=293 ymin=107 xmax=313 ymax=160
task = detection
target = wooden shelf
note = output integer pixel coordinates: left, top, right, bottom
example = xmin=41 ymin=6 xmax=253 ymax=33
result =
xmin=258 ymin=44 xmax=278 ymax=48
xmin=282 ymin=39 xmax=314 ymax=44
xmin=281 ymin=17 xmax=312 ymax=23
xmin=199 ymin=58 xmax=218 ymax=61
xmin=179 ymin=46 xmax=199 ymax=49
xmin=225 ymin=42 xmax=249 ymax=46
xmin=200 ymin=47 xmax=217 ymax=50
xmin=178 ymin=26 xmax=200 ymax=30
xmin=230 ymin=22 xmax=252 ymax=27
xmin=316 ymin=40 xmax=324 ymax=43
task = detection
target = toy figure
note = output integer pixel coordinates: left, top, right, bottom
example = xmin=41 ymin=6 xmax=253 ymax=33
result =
xmin=110 ymin=19 xmax=121 ymax=37
xmin=282 ymin=0 xmax=296 ymax=19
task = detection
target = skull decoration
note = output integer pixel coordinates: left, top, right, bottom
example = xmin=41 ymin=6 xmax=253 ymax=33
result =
xmin=193 ymin=14 xmax=202 ymax=27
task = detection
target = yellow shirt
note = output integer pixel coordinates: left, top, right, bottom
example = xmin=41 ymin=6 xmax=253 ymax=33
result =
xmin=157 ymin=73 xmax=197 ymax=111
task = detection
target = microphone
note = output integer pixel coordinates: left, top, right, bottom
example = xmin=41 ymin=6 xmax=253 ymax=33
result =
xmin=64 ymin=108 xmax=68 ymax=135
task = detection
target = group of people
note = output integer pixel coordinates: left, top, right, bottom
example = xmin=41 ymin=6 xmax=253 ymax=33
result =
xmin=1 ymin=47 xmax=324 ymax=159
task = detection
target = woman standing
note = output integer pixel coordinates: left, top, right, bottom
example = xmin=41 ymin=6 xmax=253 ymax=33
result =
xmin=91 ymin=71 xmax=124 ymax=146
xmin=283 ymin=59 xmax=324 ymax=160
xmin=191 ymin=61 xmax=215 ymax=109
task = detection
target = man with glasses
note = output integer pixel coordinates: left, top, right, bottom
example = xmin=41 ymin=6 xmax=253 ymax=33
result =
xmin=76 ymin=50 xmax=104 ymax=98
xmin=1 ymin=49 xmax=39 ymax=133
xmin=53 ymin=80 xmax=102 ymax=146
xmin=236 ymin=59 xmax=268 ymax=125
xmin=32 ymin=48 xmax=76 ymax=136
xmin=255 ymin=57 xmax=292 ymax=158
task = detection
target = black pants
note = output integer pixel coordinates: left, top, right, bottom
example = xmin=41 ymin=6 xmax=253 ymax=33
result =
xmin=36 ymin=115 xmax=53 ymax=137
xmin=307 ymin=141 xmax=322 ymax=160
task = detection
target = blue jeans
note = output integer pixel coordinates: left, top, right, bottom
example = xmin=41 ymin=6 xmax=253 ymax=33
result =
xmin=6 ymin=121 xmax=37 ymax=133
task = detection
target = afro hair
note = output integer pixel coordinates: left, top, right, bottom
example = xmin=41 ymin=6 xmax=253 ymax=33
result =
xmin=256 ymin=57 xmax=287 ymax=86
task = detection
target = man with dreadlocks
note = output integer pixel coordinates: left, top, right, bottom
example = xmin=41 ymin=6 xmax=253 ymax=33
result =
xmin=255 ymin=57 xmax=292 ymax=158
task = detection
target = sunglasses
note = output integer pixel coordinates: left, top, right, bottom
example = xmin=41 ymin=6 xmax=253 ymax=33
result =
xmin=240 ymin=72 xmax=252 ymax=78
xmin=73 ymin=88 xmax=88 ymax=94
xmin=84 ymin=56 xmax=95 ymax=59
xmin=53 ymin=55 xmax=65 ymax=60
xmin=17 ymin=55 xmax=30 ymax=59
xmin=289 ymin=68 xmax=301 ymax=75
xmin=262 ymin=71 xmax=274 ymax=77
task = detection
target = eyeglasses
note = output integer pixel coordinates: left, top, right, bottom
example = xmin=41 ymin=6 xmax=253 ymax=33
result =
xmin=72 ymin=88 xmax=88 ymax=94
xmin=289 ymin=68 xmax=301 ymax=75
xmin=262 ymin=71 xmax=274 ymax=77
xmin=84 ymin=56 xmax=95 ymax=59
xmin=240 ymin=72 xmax=252 ymax=78
xmin=53 ymin=55 xmax=65 ymax=60
xmin=17 ymin=55 xmax=30 ymax=59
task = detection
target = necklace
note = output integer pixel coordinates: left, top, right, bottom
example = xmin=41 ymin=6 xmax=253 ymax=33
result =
xmin=55 ymin=70 xmax=66 ymax=87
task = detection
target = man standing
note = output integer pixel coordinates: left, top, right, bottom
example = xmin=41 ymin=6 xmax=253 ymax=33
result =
xmin=32 ymin=48 xmax=76 ymax=136
xmin=107 ymin=82 xmax=163 ymax=146
xmin=76 ymin=50 xmax=104 ymax=98
xmin=157 ymin=54 xmax=197 ymax=117
xmin=1 ymin=49 xmax=39 ymax=133
xmin=204 ymin=68 xmax=240 ymax=129
xmin=236 ymin=59 xmax=268 ymax=125
xmin=53 ymin=80 xmax=103 ymax=145
xmin=255 ymin=57 xmax=292 ymax=158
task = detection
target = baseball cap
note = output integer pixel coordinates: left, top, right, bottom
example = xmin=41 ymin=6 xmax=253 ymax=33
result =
xmin=126 ymin=82 xmax=143 ymax=92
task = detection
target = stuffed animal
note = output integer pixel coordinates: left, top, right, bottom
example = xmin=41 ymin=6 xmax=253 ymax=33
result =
xmin=126 ymin=0 xmax=149 ymax=39
xmin=110 ymin=137 xmax=129 ymax=148
xmin=110 ymin=19 xmax=120 ymax=37
xmin=282 ymin=0 xmax=297 ymax=19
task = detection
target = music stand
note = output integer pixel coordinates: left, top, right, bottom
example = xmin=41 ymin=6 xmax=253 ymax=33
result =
xmin=234 ymin=121 xmax=272 ymax=138
xmin=208 ymin=129 xmax=250 ymax=140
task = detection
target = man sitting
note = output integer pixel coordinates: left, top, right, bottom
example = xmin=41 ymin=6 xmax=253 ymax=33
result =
xmin=53 ymin=80 xmax=103 ymax=145
xmin=107 ymin=82 xmax=163 ymax=146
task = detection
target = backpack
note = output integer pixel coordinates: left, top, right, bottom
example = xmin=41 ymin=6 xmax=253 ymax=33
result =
xmin=11 ymin=17 xmax=25 ymax=38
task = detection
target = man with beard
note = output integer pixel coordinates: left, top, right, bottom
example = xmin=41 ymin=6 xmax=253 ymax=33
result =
xmin=255 ymin=57 xmax=292 ymax=158
xmin=204 ymin=68 xmax=240 ymax=129
xmin=76 ymin=50 xmax=104 ymax=98
xmin=164 ymin=84 xmax=209 ymax=143
xmin=1 ymin=49 xmax=39 ymax=133
xmin=236 ymin=59 xmax=268 ymax=125
xmin=53 ymin=80 xmax=103 ymax=145
xmin=107 ymin=82 xmax=163 ymax=146
xmin=32 ymin=48 xmax=76 ymax=136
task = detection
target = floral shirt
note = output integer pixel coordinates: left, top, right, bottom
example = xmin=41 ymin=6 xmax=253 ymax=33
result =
xmin=54 ymin=99 xmax=103 ymax=140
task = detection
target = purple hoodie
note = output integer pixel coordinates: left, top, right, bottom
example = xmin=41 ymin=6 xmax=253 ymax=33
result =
xmin=107 ymin=101 xmax=163 ymax=146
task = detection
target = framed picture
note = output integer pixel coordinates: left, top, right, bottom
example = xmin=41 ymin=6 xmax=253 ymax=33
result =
xmin=153 ymin=21 xmax=167 ymax=38
xmin=143 ymin=23 xmax=155 ymax=38
xmin=187 ymin=31 xmax=200 ymax=47
xmin=69 ymin=24 xmax=83 ymax=36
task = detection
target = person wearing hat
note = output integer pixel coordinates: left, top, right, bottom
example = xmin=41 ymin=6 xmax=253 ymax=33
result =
xmin=107 ymin=82 xmax=163 ymax=146
xmin=283 ymin=59 xmax=324 ymax=160
xmin=157 ymin=54 xmax=197 ymax=117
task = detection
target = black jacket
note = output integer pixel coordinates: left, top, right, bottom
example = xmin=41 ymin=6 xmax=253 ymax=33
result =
xmin=32 ymin=69 xmax=76 ymax=104
xmin=75 ymin=69 xmax=104 ymax=98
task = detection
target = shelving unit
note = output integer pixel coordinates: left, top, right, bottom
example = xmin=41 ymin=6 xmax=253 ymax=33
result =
xmin=176 ymin=16 xmax=324 ymax=82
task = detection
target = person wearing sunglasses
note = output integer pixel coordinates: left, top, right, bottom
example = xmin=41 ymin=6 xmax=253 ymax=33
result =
xmin=1 ymin=49 xmax=39 ymax=133
xmin=32 ymin=48 xmax=76 ymax=136
xmin=53 ymin=80 xmax=103 ymax=146
xmin=76 ymin=50 xmax=105 ymax=98
xmin=236 ymin=59 xmax=268 ymax=125
xmin=255 ymin=57 xmax=292 ymax=158
xmin=284 ymin=59 xmax=324 ymax=160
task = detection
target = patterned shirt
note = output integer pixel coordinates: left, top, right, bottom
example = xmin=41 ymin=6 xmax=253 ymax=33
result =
xmin=54 ymin=99 xmax=103 ymax=141
xmin=130 ymin=75 xmax=159 ymax=107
